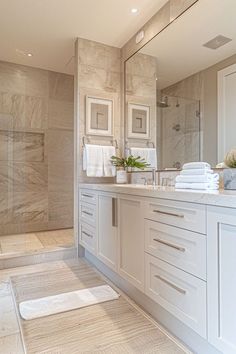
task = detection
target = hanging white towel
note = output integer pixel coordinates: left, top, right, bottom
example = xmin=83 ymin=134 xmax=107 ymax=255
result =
xmin=102 ymin=146 xmax=116 ymax=177
xmin=130 ymin=147 xmax=157 ymax=169
xmin=182 ymin=162 xmax=211 ymax=170
xmin=83 ymin=144 xmax=103 ymax=177
xmin=176 ymin=173 xmax=219 ymax=183
xmin=175 ymin=182 xmax=219 ymax=190
xmin=180 ymin=168 xmax=214 ymax=176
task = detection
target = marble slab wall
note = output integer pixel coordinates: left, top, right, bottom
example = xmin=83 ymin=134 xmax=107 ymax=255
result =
xmin=75 ymin=38 xmax=122 ymax=183
xmin=125 ymin=53 xmax=158 ymax=163
xmin=0 ymin=61 xmax=74 ymax=236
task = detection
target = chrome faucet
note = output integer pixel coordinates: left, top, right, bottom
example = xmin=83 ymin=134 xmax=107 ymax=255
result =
xmin=151 ymin=168 xmax=157 ymax=186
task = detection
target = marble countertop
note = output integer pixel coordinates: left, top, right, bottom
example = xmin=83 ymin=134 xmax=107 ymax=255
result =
xmin=79 ymin=183 xmax=236 ymax=208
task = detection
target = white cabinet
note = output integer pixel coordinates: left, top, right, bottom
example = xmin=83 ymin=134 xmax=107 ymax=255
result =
xmin=118 ymin=196 xmax=144 ymax=291
xmin=145 ymin=253 xmax=207 ymax=338
xmin=207 ymin=206 xmax=236 ymax=354
xmin=97 ymin=193 xmax=118 ymax=271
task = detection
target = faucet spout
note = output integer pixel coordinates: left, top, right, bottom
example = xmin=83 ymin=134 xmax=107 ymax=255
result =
xmin=151 ymin=168 xmax=157 ymax=186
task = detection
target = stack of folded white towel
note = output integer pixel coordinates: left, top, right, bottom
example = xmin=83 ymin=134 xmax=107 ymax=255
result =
xmin=175 ymin=162 xmax=219 ymax=190
xmin=83 ymin=144 xmax=116 ymax=177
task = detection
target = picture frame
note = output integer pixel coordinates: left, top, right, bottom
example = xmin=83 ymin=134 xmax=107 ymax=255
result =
xmin=127 ymin=103 xmax=150 ymax=139
xmin=86 ymin=95 xmax=113 ymax=136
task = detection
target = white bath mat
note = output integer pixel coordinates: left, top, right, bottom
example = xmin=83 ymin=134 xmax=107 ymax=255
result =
xmin=19 ymin=285 xmax=120 ymax=320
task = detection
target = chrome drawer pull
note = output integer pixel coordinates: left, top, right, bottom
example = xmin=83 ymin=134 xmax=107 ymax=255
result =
xmin=155 ymin=275 xmax=186 ymax=295
xmin=82 ymin=194 xmax=93 ymax=198
xmin=83 ymin=211 xmax=93 ymax=217
xmin=153 ymin=238 xmax=185 ymax=252
xmin=82 ymin=231 xmax=93 ymax=238
xmin=153 ymin=209 xmax=184 ymax=218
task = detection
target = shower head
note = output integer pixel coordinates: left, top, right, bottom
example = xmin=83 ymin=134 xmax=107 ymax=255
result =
xmin=157 ymin=96 xmax=169 ymax=108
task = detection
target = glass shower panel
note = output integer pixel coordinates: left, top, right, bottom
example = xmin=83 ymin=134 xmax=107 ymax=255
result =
xmin=161 ymin=95 xmax=200 ymax=169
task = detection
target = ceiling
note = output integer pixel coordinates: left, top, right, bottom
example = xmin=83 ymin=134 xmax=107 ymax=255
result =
xmin=0 ymin=0 xmax=167 ymax=74
xmin=140 ymin=0 xmax=236 ymax=89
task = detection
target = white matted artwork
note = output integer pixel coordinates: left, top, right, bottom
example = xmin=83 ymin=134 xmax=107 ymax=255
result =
xmin=128 ymin=103 xmax=150 ymax=139
xmin=86 ymin=96 xmax=113 ymax=136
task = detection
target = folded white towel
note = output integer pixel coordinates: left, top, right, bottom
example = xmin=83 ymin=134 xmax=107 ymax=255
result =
xmin=175 ymin=182 xmax=219 ymax=190
xmin=182 ymin=162 xmax=211 ymax=170
xmin=130 ymin=147 xmax=157 ymax=169
xmin=176 ymin=173 xmax=219 ymax=183
xmin=102 ymin=146 xmax=116 ymax=177
xmin=180 ymin=168 xmax=214 ymax=175
xmin=83 ymin=144 xmax=103 ymax=177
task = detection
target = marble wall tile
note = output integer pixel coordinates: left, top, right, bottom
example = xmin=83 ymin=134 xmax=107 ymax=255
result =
xmin=12 ymin=132 xmax=44 ymax=162
xmin=0 ymin=193 xmax=11 ymax=225
xmin=0 ymin=131 xmax=10 ymax=161
xmin=48 ymin=162 xmax=73 ymax=192
xmin=23 ymin=95 xmax=48 ymax=129
xmin=48 ymin=99 xmax=73 ymax=130
xmin=49 ymin=72 xmax=74 ymax=102
xmin=47 ymin=129 xmax=73 ymax=162
xmin=0 ymin=113 xmax=13 ymax=131
xmin=0 ymin=61 xmax=26 ymax=94
xmin=0 ymin=163 xmax=10 ymax=192
xmin=12 ymin=191 xmax=48 ymax=224
xmin=78 ymin=65 xmax=120 ymax=93
xmin=12 ymin=162 xmax=48 ymax=192
xmin=24 ymin=66 xmax=49 ymax=98
xmin=77 ymin=38 xmax=121 ymax=73
xmin=48 ymin=191 xmax=73 ymax=226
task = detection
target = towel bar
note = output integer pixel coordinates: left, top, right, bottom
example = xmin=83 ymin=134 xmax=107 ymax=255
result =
xmin=82 ymin=136 xmax=118 ymax=149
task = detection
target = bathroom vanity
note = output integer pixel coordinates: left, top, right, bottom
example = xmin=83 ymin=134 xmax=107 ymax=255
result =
xmin=79 ymin=184 xmax=236 ymax=354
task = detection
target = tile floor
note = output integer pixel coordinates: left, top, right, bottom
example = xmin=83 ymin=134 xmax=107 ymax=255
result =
xmin=0 ymin=229 xmax=74 ymax=256
xmin=0 ymin=259 xmax=191 ymax=354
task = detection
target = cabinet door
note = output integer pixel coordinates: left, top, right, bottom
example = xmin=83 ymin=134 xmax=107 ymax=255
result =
xmin=207 ymin=206 xmax=236 ymax=354
xmin=118 ymin=195 xmax=144 ymax=291
xmin=97 ymin=193 xmax=118 ymax=271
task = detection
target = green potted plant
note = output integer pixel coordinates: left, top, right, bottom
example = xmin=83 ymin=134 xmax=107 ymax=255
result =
xmin=223 ymin=148 xmax=236 ymax=189
xmin=111 ymin=155 xmax=149 ymax=184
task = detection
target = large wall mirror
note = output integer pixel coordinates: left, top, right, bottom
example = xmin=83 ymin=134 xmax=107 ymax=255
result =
xmin=124 ymin=0 xmax=236 ymax=170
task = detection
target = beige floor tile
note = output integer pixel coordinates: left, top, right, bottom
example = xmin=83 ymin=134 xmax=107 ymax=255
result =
xmin=0 ymin=333 xmax=24 ymax=354
xmin=0 ymin=280 xmax=11 ymax=297
xmin=36 ymin=228 xmax=74 ymax=247
xmin=0 ymin=295 xmax=19 ymax=337
xmin=0 ymin=233 xmax=44 ymax=254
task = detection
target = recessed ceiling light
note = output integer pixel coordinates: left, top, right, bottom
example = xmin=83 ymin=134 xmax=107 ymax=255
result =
xmin=27 ymin=53 xmax=33 ymax=57
xmin=131 ymin=8 xmax=138 ymax=14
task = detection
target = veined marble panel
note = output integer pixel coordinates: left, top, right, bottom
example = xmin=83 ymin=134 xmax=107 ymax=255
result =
xmin=78 ymin=65 xmax=120 ymax=93
xmin=48 ymin=162 xmax=73 ymax=193
xmin=24 ymin=66 xmax=49 ymax=98
xmin=77 ymin=38 xmax=121 ymax=73
xmin=0 ymin=163 xmax=10 ymax=192
xmin=47 ymin=129 xmax=73 ymax=162
xmin=48 ymin=191 xmax=73 ymax=226
xmin=12 ymin=191 xmax=48 ymax=224
xmin=48 ymin=99 xmax=73 ymax=130
xmin=12 ymin=131 xmax=44 ymax=162
xmin=0 ymin=61 xmax=26 ymax=94
xmin=12 ymin=162 xmax=48 ymax=192
xmin=49 ymin=72 xmax=74 ymax=102
xmin=0 ymin=130 xmax=10 ymax=161
xmin=19 ymin=95 xmax=48 ymax=129
xmin=0 ymin=193 xmax=11 ymax=224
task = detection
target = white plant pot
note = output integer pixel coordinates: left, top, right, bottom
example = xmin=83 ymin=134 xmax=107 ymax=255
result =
xmin=116 ymin=170 xmax=127 ymax=184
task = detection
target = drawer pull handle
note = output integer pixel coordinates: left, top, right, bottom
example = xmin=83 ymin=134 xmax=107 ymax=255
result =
xmin=155 ymin=275 xmax=186 ymax=295
xmin=153 ymin=238 xmax=185 ymax=252
xmin=82 ymin=231 xmax=93 ymax=238
xmin=83 ymin=211 xmax=93 ymax=217
xmin=153 ymin=209 xmax=184 ymax=218
xmin=82 ymin=194 xmax=93 ymax=198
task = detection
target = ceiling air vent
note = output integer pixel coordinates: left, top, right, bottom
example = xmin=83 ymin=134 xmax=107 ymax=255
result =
xmin=203 ymin=35 xmax=232 ymax=50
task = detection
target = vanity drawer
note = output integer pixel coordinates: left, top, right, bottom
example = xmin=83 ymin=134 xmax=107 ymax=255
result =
xmin=80 ymin=202 xmax=97 ymax=227
xmin=144 ymin=198 xmax=206 ymax=234
xmin=145 ymin=220 xmax=206 ymax=280
xmin=80 ymin=189 xmax=97 ymax=205
xmin=79 ymin=223 xmax=96 ymax=255
xmin=145 ymin=253 xmax=206 ymax=338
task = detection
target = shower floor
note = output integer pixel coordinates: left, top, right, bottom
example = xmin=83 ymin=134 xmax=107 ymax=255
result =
xmin=0 ymin=228 xmax=74 ymax=256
